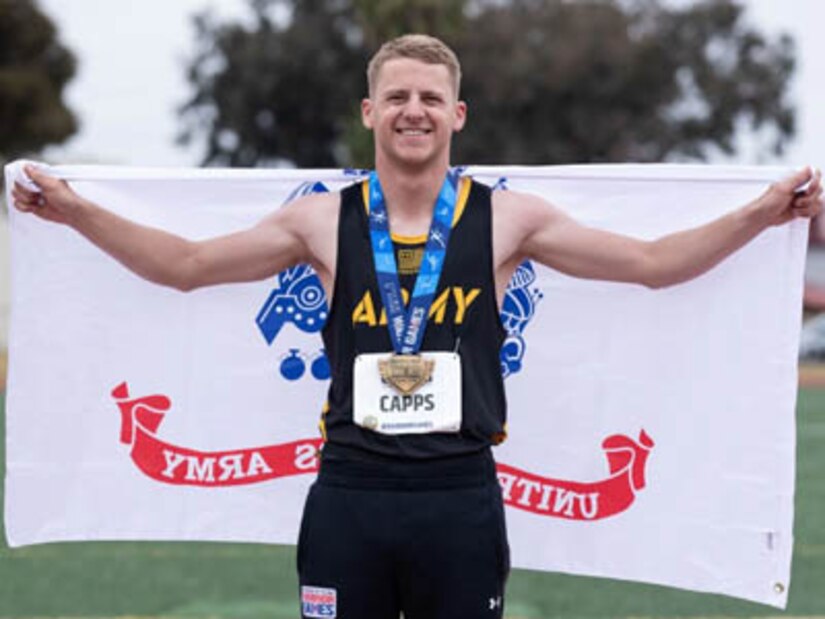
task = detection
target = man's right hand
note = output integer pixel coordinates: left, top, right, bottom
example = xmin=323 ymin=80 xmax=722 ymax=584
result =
xmin=9 ymin=164 xmax=338 ymax=294
xmin=11 ymin=165 xmax=82 ymax=225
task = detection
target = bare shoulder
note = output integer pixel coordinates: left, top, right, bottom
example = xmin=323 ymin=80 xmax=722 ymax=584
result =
xmin=250 ymin=189 xmax=340 ymax=275
xmin=489 ymin=188 xmax=538 ymax=272
xmin=491 ymin=187 xmax=564 ymax=250
xmin=491 ymin=187 xmax=560 ymax=219
xmin=255 ymin=189 xmax=340 ymax=246
xmin=262 ymin=190 xmax=340 ymax=228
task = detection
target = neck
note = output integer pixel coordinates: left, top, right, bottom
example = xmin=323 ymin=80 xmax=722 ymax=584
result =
xmin=374 ymin=156 xmax=450 ymax=219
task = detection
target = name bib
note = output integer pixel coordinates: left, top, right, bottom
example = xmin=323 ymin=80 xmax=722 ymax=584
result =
xmin=353 ymin=352 xmax=462 ymax=435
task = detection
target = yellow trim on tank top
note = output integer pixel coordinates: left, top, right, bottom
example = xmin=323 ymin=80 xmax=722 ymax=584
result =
xmin=491 ymin=422 xmax=508 ymax=446
xmin=360 ymin=176 xmax=472 ymax=245
xmin=318 ymin=401 xmax=330 ymax=441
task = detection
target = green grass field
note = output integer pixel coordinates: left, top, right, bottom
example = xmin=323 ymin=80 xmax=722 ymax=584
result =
xmin=1 ymin=390 xmax=823 ymax=619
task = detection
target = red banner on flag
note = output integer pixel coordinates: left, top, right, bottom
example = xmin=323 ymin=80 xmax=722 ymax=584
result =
xmin=497 ymin=431 xmax=654 ymax=520
xmin=112 ymin=382 xmax=322 ymax=485
xmin=113 ymin=382 xmax=652 ymax=520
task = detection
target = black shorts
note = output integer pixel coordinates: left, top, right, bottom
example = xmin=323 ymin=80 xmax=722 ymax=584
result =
xmin=297 ymin=444 xmax=510 ymax=619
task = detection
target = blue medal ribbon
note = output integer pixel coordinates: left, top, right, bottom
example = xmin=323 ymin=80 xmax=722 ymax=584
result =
xmin=368 ymin=170 xmax=459 ymax=354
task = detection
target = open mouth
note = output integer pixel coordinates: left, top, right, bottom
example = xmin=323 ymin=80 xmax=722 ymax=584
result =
xmin=395 ymin=128 xmax=432 ymax=136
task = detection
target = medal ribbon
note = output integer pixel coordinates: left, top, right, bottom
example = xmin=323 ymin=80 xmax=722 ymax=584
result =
xmin=368 ymin=170 xmax=459 ymax=354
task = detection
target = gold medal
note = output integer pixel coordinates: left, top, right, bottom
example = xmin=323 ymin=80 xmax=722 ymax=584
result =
xmin=378 ymin=354 xmax=435 ymax=395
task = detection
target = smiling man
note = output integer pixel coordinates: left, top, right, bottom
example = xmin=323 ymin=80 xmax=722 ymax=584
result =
xmin=11 ymin=34 xmax=824 ymax=619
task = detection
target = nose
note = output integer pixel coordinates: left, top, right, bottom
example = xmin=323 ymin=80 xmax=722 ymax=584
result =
xmin=402 ymin=95 xmax=425 ymax=120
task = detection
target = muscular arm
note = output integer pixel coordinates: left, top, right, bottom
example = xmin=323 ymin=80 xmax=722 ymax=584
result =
xmin=494 ymin=168 xmax=823 ymax=293
xmin=12 ymin=166 xmax=338 ymax=293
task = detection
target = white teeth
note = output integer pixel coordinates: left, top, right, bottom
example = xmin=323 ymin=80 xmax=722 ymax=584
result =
xmin=398 ymin=129 xmax=428 ymax=135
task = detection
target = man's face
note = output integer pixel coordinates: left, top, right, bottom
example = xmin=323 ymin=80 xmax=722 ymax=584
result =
xmin=362 ymin=58 xmax=467 ymax=170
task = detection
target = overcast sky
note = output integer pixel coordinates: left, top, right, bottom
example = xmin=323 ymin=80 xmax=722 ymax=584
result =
xmin=38 ymin=0 xmax=824 ymax=168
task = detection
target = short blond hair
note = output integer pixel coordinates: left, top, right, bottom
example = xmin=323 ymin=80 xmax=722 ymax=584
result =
xmin=367 ymin=34 xmax=461 ymax=97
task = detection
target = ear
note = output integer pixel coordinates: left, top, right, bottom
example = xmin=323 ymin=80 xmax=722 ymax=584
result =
xmin=361 ymin=98 xmax=374 ymax=130
xmin=453 ymin=100 xmax=467 ymax=133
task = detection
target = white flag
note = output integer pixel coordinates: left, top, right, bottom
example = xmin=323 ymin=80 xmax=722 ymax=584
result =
xmin=3 ymin=162 xmax=806 ymax=608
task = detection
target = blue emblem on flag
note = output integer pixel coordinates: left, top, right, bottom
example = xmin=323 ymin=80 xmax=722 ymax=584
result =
xmin=256 ymin=265 xmax=328 ymax=343
xmin=489 ymin=175 xmax=542 ymax=379
xmin=500 ymin=260 xmax=543 ymax=378
xmin=256 ymin=178 xmax=341 ymax=382
xmin=284 ymin=180 xmax=329 ymax=204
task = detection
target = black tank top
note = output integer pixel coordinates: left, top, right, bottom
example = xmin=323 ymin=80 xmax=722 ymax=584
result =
xmin=320 ymin=177 xmax=507 ymax=459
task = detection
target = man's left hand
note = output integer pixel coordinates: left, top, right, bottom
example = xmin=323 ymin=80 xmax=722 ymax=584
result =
xmin=756 ymin=167 xmax=823 ymax=227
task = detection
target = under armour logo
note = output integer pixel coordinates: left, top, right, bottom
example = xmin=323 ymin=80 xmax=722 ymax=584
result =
xmin=489 ymin=596 xmax=502 ymax=610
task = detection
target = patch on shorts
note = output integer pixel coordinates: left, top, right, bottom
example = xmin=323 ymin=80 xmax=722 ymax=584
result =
xmin=301 ymin=585 xmax=337 ymax=618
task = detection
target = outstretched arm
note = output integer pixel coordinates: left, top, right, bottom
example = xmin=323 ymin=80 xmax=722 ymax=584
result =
xmin=496 ymin=168 xmax=823 ymax=290
xmin=11 ymin=166 xmax=333 ymax=292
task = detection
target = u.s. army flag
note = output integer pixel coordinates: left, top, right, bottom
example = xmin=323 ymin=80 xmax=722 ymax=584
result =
xmin=3 ymin=162 xmax=807 ymax=608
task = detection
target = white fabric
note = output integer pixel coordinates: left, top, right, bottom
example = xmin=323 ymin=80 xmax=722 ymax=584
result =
xmin=2 ymin=162 xmax=807 ymax=608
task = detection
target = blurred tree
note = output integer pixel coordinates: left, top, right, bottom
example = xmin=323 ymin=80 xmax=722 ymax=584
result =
xmin=0 ymin=0 xmax=78 ymax=169
xmin=178 ymin=0 xmax=365 ymax=167
xmin=456 ymin=0 xmax=795 ymax=163
xmin=178 ymin=0 xmax=465 ymax=167
xmin=179 ymin=0 xmax=795 ymax=168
